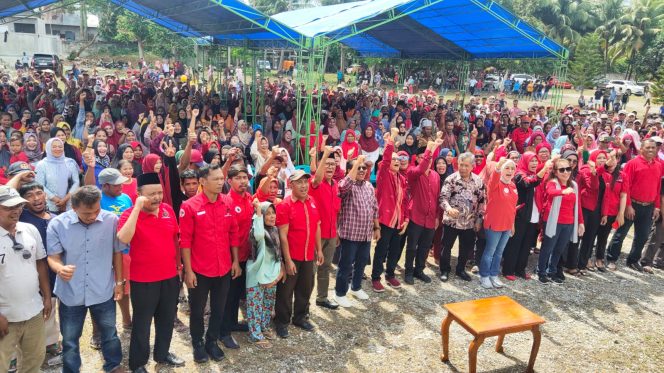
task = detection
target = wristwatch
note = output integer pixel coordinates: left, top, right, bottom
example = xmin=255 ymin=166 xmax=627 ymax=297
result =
xmin=115 ymin=280 xmax=126 ymax=286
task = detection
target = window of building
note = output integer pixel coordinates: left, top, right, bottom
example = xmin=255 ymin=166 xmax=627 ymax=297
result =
xmin=14 ymin=23 xmax=36 ymax=34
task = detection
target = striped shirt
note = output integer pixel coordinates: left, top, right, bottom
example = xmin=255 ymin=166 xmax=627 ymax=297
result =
xmin=337 ymin=176 xmax=378 ymax=242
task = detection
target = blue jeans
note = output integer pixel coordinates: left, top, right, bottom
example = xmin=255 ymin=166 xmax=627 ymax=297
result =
xmin=480 ymin=229 xmax=511 ymax=277
xmin=60 ymin=297 xmax=122 ymax=373
xmin=335 ymin=239 xmax=370 ymax=296
xmin=537 ymin=224 xmax=573 ymax=277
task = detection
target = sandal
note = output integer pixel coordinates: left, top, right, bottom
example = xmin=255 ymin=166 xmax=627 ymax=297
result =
xmin=565 ymin=269 xmax=581 ymax=277
xmin=254 ymin=339 xmax=272 ymax=349
xmin=263 ymin=329 xmax=276 ymax=340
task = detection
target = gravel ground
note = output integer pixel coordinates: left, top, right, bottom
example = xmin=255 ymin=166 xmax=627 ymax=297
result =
xmin=40 ymin=232 xmax=664 ymax=373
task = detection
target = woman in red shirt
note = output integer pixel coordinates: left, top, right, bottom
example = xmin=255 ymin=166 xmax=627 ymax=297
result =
xmin=538 ymin=158 xmax=584 ymax=284
xmin=479 ymin=157 xmax=518 ymax=289
xmin=595 ymin=157 xmax=628 ymax=271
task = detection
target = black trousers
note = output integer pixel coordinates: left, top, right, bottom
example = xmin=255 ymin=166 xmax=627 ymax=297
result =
xmin=189 ymin=272 xmax=230 ymax=344
xmin=129 ymin=276 xmax=179 ymax=370
xmin=440 ymin=224 xmax=476 ymax=273
xmin=578 ymin=207 xmax=601 ymax=268
xmin=502 ymin=220 xmax=537 ymax=277
xmin=372 ymin=224 xmax=404 ymax=280
xmin=275 ymin=260 xmax=314 ymax=326
xmin=404 ymin=222 xmax=435 ymax=276
xmin=220 ymin=261 xmax=246 ymax=338
xmin=473 ymin=229 xmax=486 ymax=265
xmin=595 ymin=216 xmax=616 ymax=260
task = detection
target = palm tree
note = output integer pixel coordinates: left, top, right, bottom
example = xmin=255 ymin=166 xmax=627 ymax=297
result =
xmin=531 ymin=0 xmax=597 ymax=46
xmin=594 ymin=0 xmax=624 ymax=74
xmin=611 ymin=0 xmax=664 ymax=79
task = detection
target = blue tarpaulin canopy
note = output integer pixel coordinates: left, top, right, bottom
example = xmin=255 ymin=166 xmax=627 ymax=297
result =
xmin=0 ymin=0 xmax=58 ymax=18
xmin=273 ymin=0 xmax=567 ymax=60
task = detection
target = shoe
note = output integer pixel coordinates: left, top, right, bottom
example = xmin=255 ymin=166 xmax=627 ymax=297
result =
xmin=89 ymin=335 xmax=101 ymax=350
xmin=404 ymin=274 xmax=415 ymax=285
xmin=192 ymin=341 xmax=209 ymax=363
xmin=46 ymin=353 xmax=63 ymax=367
xmin=607 ymin=262 xmax=617 ymax=271
xmin=156 ymin=352 xmax=185 ymax=367
xmin=597 ymin=265 xmax=607 ymax=273
xmin=275 ymin=324 xmax=289 ymax=339
xmin=538 ymin=275 xmax=550 ymax=284
xmin=628 ymin=262 xmax=644 ymax=272
xmin=386 ymin=277 xmax=402 ymax=288
xmin=653 ymin=262 xmax=664 ymax=270
xmin=205 ymin=340 xmax=225 ymax=361
xmin=557 ymin=271 xmax=566 ymax=280
xmin=231 ymin=322 xmax=249 ymax=332
xmin=456 ymin=271 xmax=472 ymax=282
xmin=220 ymin=335 xmax=240 ymax=349
xmin=490 ymin=276 xmax=504 ymax=288
xmin=471 ymin=265 xmax=479 ymax=274
xmin=439 ymin=272 xmax=449 ymax=282
xmin=504 ymin=275 xmax=517 ymax=281
xmin=642 ymin=265 xmax=654 ymax=274
xmin=316 ymin=299 xmax=339 ymax=309
xmin=550 ymin=276 xmax=564 ymax=284
xmin=335 ymin=295 xmax=353 ymax=308
xmin=413 ymin=272 xmax=432 ymax=283
xmin=479 ymin=277 xmax=493 ymax=289
xmin=371 ymin=280 xmax=386 ymax=292
xmin=293 ymin=320 xmax=315 ymax=331
xmin=8 ymin=358 xmax=16 ymax=373
xmin=523 ymin=273 xmax=532 ymax=280
xmin=350 ymin=289 xmax=369 ymax=300
xmin=132 ymin=367 xmax=148 ymax=373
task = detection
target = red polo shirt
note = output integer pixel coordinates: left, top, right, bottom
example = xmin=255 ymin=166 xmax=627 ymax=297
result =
xmin=624 ymin=155 xmax=662 ymax=208
xmin=119 ymin=203 xmax=178 ymax=283
xmin=308 ymin=178 xmax=340 ymax=239
xmin=227 ymin=189 xmax=254 ymax=262
xmin=276 ymin=195 xmax=321 ymax=262
xmin=179 ymin=193 xmax=240 ymax=277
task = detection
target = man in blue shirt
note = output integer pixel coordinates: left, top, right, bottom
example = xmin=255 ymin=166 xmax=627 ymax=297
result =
xmin=46 ymin=186 xmax=125 ymax=373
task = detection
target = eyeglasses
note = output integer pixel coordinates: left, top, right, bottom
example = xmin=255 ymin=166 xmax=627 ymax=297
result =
xmin=396 ymin=156 xmax=409 ymax=162
xmin=324 ymin=163 xmax=337 ymax=168
xmin=357 ymin=166 xmax=367 ymax=171
xmin=557 ymin=167 xmax=573 ymax=173
xmin=9 ymin=234 xmax=30 ymax=260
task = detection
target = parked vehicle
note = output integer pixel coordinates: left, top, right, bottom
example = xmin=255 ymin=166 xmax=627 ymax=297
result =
xmin=595 ymin=78 xmax=610 ymax=90
xmin=32 ymin=54 xmax=63 ymax=76
xmin=605 ymin=80 xmax=644 ymax=96
xmin=257 ymin=60 xmax=271 ymax=70
xmin=511 ymin=73 xmax=535 ymax=84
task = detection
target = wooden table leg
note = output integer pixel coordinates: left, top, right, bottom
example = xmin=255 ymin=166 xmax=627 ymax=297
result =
xmin=468 ymin=335 xmax=485 ymax=373
xmin=496 ymin=334 xmax=505 ymax=353
xmin=527 ymin=325 xmax=542 ymax=373
xmin=440 ymin=314 xmax=453 ymax=362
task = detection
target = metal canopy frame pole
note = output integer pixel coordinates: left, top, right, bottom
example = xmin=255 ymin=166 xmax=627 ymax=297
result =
xmin=295 ymin=36 xmax=325 ymax=165
xmin=550 ymin=54 xmax=569 ymax=110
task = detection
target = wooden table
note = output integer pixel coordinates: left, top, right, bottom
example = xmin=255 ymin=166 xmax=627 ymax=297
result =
xmin=440 ymin=295 xmax=545 ymax=373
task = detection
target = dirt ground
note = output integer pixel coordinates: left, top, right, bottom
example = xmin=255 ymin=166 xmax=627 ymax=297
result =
xmin=39 ymin=230 xmax=664 ymax=373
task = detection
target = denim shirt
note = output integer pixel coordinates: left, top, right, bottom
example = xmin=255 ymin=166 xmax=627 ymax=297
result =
xmin=46 ymin=209 xmax=125 ymax=307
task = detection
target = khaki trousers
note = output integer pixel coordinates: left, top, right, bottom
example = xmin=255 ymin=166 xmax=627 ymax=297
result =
xmin=0 ymin=313 xmax=45 ymax=373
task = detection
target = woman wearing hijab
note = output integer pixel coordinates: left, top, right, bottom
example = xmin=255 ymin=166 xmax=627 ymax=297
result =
xmin=398 ymin=133 xmax=419 ymax=158
xmin=130 ymin=141 xmax=144 ymax=176
xmin=23 ymin=132 xmax=42 ymax=165
xmin=35 ymin=138 xmax=80 ymax=213
xmin=359 ymin=125 xmax=380 ymax=168
xmin=471 ymin=149 xmax=486 ymax=175
xmin=56 ymin=122 xmax=82 ymax=151
xmin=577 ymin=150 xmax=611 ymax=274
xmin=341 ymin=131 xmax=360 ymax=161
xmin=437 ymin=148 xmax=456 ymax=175
xmin=50 ymin=127 xmax=82 ymax=167
xmin=37 ymin=117 xmax=51 ymax=147
xmin=431 ymin=155 xmax=451 ymax=264
xmin=112 ymin=142 xmax=136 ymax=172
xmin=235 ymin=119 xmax=252 ymax=148
xmin=546 ymin=126 xmax=561 ymax=145
xmin=502 ymin=152 xmax=549 ymax=281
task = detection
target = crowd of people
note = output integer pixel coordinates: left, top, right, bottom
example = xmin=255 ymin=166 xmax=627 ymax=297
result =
xmin=0 ymin=57 xmax=664 ymax=373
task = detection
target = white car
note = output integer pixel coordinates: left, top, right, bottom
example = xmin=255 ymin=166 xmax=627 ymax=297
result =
xmin=606 ymin=80 xmax=644 ymax=96
xmin=511 ymin=74 xmax=535 ymax=84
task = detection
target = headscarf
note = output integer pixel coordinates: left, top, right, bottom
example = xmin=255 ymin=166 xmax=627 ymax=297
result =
xmin=249 ymin=202 xmax=282 ymax=262
xmin=535 ymin=142 xmax=552 ymax=162
xmin=358 ymin=124 xmax=379 ymax=152
xmin=546 ymin=126 xmax=561 ymax=145
xmin=552 ymin=135 xmax=568 ymax=154
xmin=23 ymin=132 xmax=42 ymax=163
xmin=516 ymin=151 xmax=538 ymax=177
xmin=434 ymin=156 xmax=450 ymax=185
xmin=438 ymin=148 xmax=455 ymax=176
xmin=43 ymin=138 xmax=69 ymax=198
xmin=341 ymin=132 xmax=360 ymax=160
xmin=621 ymin=133 xmax=638 ymax=160
xmin=526 ymin=130 xmax=546 ymax=147
xmin=93 ymin=140 xmax=111 ymax=168
xmin=113 ymin=143 xmax=133 ymax=168
xmin=56 ymin=122 xmax=82 ymax=150
xmin=588 ymin=150 xmax=608 ymax=176
xmin=584 ymin=134 xmax=597 ymax=151
xmin=472 ymin=149 xmax=486 ymax=175
xmin=622 ymin=128 xmax=641 ymax=149
xmin=50 ymin=127 xmax=78 ymax=162
xmin=398 ymin=133 xmax=419 ymax=156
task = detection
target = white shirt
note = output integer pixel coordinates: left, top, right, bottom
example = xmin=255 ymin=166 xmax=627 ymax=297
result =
xmin=530 ymin=196 xmax=540 ymax=223
xmin=0 ymin=222 xmax=46 ymax=322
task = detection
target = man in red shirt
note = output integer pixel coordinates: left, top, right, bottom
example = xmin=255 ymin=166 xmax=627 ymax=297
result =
xmin=274 ymin=170 xmax=323 ymax=338
xmin=180 ymin=164 xmax=241 ymax=362
xmin=309 ymin=146 xmax=340 ymax=310
xmin=607 ymin=138 xmax=662 ymax=271
xmin=404 ymin=139 xmax=443 ymax=285
xmin=219 ymin=165 xmax=253 ymax=349
xmin=510 ymin=115 xmax=532 ymax=153
xmin=117 ymin=173 xmax=184 ymax=372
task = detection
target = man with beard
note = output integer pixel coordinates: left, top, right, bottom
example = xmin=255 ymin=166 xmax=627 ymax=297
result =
xmin=18 ymin=182 xmax=61 ymax=366
xmin=118 ymin=173 xmax=184 ymax=372
xmin=219 ymin=165 xmax=253 ymax=349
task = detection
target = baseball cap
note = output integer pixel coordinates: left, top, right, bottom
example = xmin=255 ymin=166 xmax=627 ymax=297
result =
xmin=6 ymin=161 xmax=32 ymax=177
xmin=0 ymin=186 xmax=27 ymax=207
xmin=650 ymin=136 xmax=663 ymax=144
xmin=98 ymin=168 xmax=129 ymax=185
xmin=600 ymin=113 xmax=609 ymax=119
xmin=190 ymin=149 xmax=205 ymax=167
xmin=618 ymin=110 xmax=627 ymax=115
xmin=289 ymin=169 xmax=311 ymax=182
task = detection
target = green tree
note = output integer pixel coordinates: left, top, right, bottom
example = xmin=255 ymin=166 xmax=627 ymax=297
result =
xmin=594 ymin=0 xmax=624 ymax=74
xmin=568 ymin=33 xmax=604 ymax=91
xmin=633 ymin=33 xmax=664 ymax=79
xmin=531 ymin=0 xmax=597 ymax=46
xmin=651 ymin=65 xmax=664 ymax=105
xmin=114 ymin=12 xmax=152 ymax=58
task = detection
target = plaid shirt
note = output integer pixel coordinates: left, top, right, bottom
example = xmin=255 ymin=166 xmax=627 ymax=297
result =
xmin=337 ymin=176 xmax=378 ymax=242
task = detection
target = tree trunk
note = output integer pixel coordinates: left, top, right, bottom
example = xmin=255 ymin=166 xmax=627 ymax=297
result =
xmin=340 ymin=44 xmax=344 ymax=71
xmin=74 ymin=32 xmax=99 ymax=58
xmin=278 ymin=49 xmax=285 ymax=72
xmin=80 ymin=3 xmax=88 ymax=40
xmin=137 ymin=38 xmax=144 ymax=59
xmin=227 ymin=46 xmax=231 ymax=67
